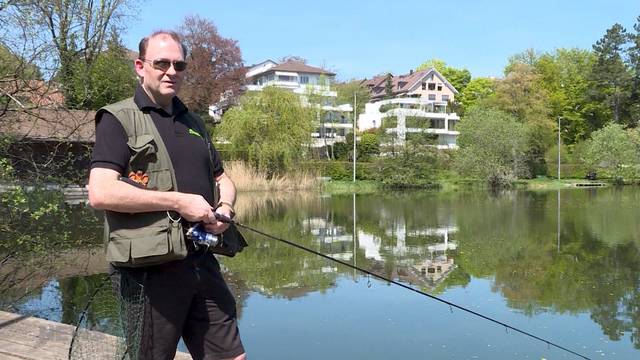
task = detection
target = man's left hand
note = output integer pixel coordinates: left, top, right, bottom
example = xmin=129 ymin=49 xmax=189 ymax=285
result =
xmin=204 ymin=204 xmax=233 ymax=234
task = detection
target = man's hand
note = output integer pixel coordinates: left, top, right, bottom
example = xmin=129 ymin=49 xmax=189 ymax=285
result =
xmin=176 ymin=193 xmax=215 ymax=222
xmin=203 ymin=203 xmax=233 ymax=234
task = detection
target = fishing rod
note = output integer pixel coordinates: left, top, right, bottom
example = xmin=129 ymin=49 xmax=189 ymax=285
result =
xmin=215 ymin=213 xmax=592 ymax=360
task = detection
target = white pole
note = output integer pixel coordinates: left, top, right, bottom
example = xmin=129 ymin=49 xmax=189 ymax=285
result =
xmin=353 ymin=92 xmax=357 ymax=182
xmin=557 ymin=116 xmax=561 ymax=180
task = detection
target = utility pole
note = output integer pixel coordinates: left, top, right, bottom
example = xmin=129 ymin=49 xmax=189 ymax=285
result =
xmin=557 ymin=116 xmax=561 ymax=180
xmin=353 ymin=92 xmax=357 ymax=182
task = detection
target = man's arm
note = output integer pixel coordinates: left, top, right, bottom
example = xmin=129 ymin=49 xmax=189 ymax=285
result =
xmin=204 ymin=172 xmax=236 ymax=234
xmin=88 ymin=167 xmax=216 ymax=223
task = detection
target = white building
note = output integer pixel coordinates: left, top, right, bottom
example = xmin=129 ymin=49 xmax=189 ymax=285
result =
xmin=245 ymin=59 xmax=353 ymax=147
xmin=359 ymin=68 xmax=460 ymax=149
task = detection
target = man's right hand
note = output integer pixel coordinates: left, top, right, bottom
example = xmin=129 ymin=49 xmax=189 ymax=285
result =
xmin=176 ymin=193 xmax=215 ymax=222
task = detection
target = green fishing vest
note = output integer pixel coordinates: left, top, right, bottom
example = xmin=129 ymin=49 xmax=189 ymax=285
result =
xmin=98 ymin=97 xmax=215 ymax=267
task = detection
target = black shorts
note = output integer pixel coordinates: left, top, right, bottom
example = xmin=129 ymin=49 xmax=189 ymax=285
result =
xmin=113 ymin=252 xmax=245 ymax=360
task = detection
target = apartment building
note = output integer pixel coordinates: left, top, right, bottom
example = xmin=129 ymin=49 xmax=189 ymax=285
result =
xmin=359 ymin=68 xmax=460 ymax=149
xmin=245 ymin=59 xmax=353 ymax=147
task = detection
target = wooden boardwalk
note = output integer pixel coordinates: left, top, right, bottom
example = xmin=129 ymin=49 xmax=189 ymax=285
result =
xmin=0 ymin=311 xmax=191 ymax=360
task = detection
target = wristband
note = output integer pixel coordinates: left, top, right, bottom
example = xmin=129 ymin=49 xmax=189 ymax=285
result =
xmin=216 ymin=201 xmax=236 ymax=218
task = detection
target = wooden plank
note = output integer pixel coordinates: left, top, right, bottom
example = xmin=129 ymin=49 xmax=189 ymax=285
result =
xmin=0 ymin=311 xmax=192 ymax=359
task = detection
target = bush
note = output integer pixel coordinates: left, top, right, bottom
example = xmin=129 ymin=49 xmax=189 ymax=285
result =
xmin=358 ymin=133 xmax=380 ymax=161
xmin=454 ymin=106 xmax=529 ymax=187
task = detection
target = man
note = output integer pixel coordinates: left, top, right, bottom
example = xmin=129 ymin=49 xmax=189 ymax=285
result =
xmin=88 ymin=31 xmax=246 ymax=360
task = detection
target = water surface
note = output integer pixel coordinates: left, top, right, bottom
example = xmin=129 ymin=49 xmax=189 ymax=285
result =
xmin=3 ymin=188 xmax=639 ymax=359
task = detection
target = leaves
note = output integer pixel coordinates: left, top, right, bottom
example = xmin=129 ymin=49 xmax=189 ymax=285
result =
xmin=178 ymin=15 xmax=245 ymax=115
xmin=218 ymin=87 xmax=314 ymax=176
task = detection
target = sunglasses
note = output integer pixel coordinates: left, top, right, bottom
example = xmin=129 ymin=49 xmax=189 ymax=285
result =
xmin=140 ymin=58 xmax=188 ymax=72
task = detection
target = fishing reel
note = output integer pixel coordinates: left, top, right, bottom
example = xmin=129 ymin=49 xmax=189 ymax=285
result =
xmin=186 ymin=223 xmax=220 ymax=251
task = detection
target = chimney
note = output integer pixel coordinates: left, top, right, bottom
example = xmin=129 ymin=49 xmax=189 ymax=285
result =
xmin=410 ymin=69 xmax=414 ymax=75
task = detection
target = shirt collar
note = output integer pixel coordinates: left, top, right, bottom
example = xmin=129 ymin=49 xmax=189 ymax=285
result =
xmin=133 ymin=84 xmax=189 ymax=117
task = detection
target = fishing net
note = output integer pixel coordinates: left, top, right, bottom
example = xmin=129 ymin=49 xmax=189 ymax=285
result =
xmin=68 ymin=270 xmax=146 ymax=360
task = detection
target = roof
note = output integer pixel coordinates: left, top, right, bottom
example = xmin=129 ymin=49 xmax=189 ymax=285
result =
xmin=269 ymin=61 xmax=335 ymax=76
xmin=1 ymin=80 xmax=66 ymax=108
xmin=367 ymin=68 xmax=459 ymax=99
xmin=0 ymin=109 xmax=95 ymax=143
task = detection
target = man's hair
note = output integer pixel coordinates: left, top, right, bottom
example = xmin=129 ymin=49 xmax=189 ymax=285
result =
xmin=138 ymin=30 xmax=188 ymax=60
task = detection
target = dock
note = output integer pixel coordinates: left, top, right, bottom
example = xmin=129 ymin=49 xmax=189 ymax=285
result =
xmin=0 ymin=311 xmax=191 ymax=360
xmin=573 ymin=182 xmax=606 ymax=187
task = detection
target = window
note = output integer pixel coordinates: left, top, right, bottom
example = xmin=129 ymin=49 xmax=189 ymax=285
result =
xmin=428 ymin=83 xmax=436 ymax=90
xmin=300 ymin=76 xmax=309 ymax=84
xmin=279 ymin=75 xmax=295 ymax=82
xmin=437 ymin=83 xmax=443 ymax=91
xmin=442 ymin=94 xmax=450 ymax=102
xmin=430 ymin=118 xmax=445 ymax=129
xmin=428 ymin=94 xmax=436 ymax=101
xmin=422 ymin=82 xmax=426 ymax=90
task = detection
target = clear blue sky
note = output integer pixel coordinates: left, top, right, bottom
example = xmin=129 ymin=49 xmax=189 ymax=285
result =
xmin=122 ymin=0 xmax=639 ymax=81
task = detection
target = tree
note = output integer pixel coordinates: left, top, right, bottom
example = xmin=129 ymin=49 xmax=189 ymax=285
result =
xmin=454 ymin=107 xmax=529 ymax=187
xmin=628 ymin=16 xmax=640 ymax=122
xmin=178 ymin=15 xmax=245 ymax=116
xmin=218 ymin=87 xmax=314 ymax=176
xmin=66 ymin=30 xmax=136 ymax=109
xmin=384 ymin=73 xmax=393 ymax=99
xmin=334 ymin=80 xmax=369 ymax=115
xmin=358 ymin=132 xmax=379 ymax=161
xmin=534 ymin=48 xmax=601 ymax=143
xmin=504 ymin=48 xmax=540 ymax=75
xmin=456 ymin=77 xmax=495 ymax=114
xmin=590 ymin=23 xmax=633 ymax=125
xmin=4 ymin=0 xmax=136 ymax=108
xmin=490 ymin=63 xmax=555 ymax=176
xmin=580 ymin=123 xmax=639 ymax=181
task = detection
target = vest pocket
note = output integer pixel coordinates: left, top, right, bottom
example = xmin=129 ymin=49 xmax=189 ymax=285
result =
xmin=106 ymin=211 xmax=187 ymax=267
xmin=148 ymin=168 xmax=173 ymax=191
xmin=128 ymin=134 xmax=157 ymax=170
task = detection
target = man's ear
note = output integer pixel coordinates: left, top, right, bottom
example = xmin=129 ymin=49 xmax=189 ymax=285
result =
xmin=134 ymin=59 xmax=145 ymax=78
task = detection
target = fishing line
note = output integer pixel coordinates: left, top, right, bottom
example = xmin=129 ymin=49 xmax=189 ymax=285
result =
xmin=216 ymin=214 xmax=591 ymax=360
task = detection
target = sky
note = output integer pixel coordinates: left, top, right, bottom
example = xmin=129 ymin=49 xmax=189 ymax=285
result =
xmin=121 ymin=0 xmax=640 ymax=81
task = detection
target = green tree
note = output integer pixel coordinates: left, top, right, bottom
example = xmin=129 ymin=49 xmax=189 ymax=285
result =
xmin=580 ymin=123 xmax=639 ymax=181
xmin=357 ymin=132 xmax=379 ymax=161
xmin=218 ymin=87 xmax=314 ymax=176
xmin=504 ymin=48 xmax=540 ymax=75
xmin=590 ymin=23 xmax=633 ymax=125
xmin=4 ymin=0 xmax=137 ymax=108
xmin=334 ymin=80 xmax=369 ymax=115
xmin=375 ymin=133 xmax=439 ymax=189
xmin=628 ymin=16 xmax=640 ymax=121
xmin=454 ymin=107 xmax=529 ymax=187
xmin=534 ymin=48 xmax=601 ymax=143
xmin=491 ymin=63 xmax=555 ymax=176
xmin=456 ymin=77 xmax=495 ymax=114
xmin=384 ymin=73 xmax=393 ymax=99
xmin=66 ymin=32 xmax=136 ymax=109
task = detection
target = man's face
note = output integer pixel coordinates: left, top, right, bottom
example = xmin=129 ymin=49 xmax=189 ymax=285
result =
xmin=135 ymin=35 xmax=186 ymax=105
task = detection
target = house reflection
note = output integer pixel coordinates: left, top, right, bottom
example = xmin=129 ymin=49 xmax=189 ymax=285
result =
xmin=304 ymin=216 xmax=458 ymax=288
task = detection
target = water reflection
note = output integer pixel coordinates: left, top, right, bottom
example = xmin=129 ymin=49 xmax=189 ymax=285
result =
xmin=2 ymin=188 xmax=640 ymax=358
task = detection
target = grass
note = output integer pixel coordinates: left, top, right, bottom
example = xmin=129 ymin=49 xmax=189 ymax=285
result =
xmin=225 ymin=161 xmax=320 ymax=192
xmin=322 ymin=180 xmax=380 ymax=194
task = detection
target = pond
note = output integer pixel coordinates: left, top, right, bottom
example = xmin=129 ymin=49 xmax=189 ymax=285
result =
xmin=2 ymin=187 xmax=639 ymax=359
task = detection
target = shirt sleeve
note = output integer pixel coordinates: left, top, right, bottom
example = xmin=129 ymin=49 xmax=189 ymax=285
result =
xmin=90 ymin=111 xmax=130 ymax=174
xmin=210 ymin=145 xmax=224 ymax=178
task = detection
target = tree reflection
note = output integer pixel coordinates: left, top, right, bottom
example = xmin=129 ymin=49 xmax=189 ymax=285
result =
xmin=227 ymin=189 xmax=640 ymax=348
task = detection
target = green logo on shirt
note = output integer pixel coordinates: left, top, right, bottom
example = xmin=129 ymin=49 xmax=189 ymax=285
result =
xmin=188 ymin=128 xmax=203 ymax=138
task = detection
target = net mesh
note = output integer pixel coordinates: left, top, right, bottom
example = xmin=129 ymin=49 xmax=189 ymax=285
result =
xmin=68 ymin=270 xmax=146 ymax=360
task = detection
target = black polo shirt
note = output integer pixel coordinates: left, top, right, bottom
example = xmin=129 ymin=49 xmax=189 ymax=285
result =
xmin=91 ymin=85 xmax=223 ymax=205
